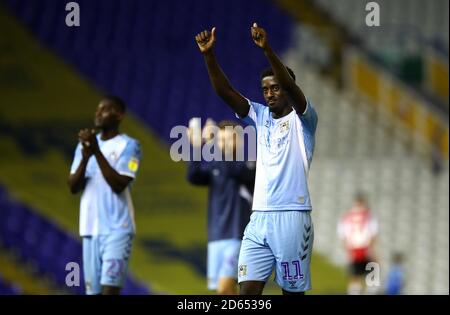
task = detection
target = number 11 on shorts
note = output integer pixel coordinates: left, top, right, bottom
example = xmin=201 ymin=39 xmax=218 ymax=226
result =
xmin=281 ymin=260 xmax=304 ymax=280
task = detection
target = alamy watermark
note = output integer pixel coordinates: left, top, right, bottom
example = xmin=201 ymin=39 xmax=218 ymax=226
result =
xmin=65 ymin=262 xmax=80 ymax=287
xmin=65 ymin=2 xmax=80 ymax=27
xmin=65 ymin=2 xmax=380 ymax=29
xmin=169 ymin=121 xmax=257 ymax=162
xmin=365 ymin=262 xmax=380 ymax=287
xmin=365 ymin=1 xmax=380 ymax=27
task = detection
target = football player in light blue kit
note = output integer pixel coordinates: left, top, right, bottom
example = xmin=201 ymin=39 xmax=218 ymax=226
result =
xmin=195 ymin=23 xmax=318 ymax=295
xmin=68 ymin=96 xmax=141 ymax=295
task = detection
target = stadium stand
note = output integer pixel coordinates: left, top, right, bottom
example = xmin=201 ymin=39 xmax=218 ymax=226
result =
xmin=0 ymin=274 xmax=21 ymax=295
xmin=311 ymin=0 xmax=449 ymax=109
xmin=283 ymin=50 xmax=449 ymax=294
xmin=0 ymin=0 xmax=348 ymax=294
xmin=313 ymin=0 xmax=449 ymax=53
xmin=277 ymin=2 xmax=449 ymax=294
xmin=0 ymin=185 xmax=150 ymax=294
xmin=2 ymin=0 xmax=293 ymax=141
xmin=1 ymin=0 xmax=447 ymax=295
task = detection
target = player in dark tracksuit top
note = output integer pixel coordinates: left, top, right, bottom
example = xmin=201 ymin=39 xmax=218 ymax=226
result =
xmin=187 ymin=119 xmax=255 ymax=295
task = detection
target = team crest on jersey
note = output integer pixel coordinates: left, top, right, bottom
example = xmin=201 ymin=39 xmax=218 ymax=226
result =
xmin=280 ymin=121 xmax=290 ymax=133
xmin=128 ymin=157 xmax=139 ymax=172
xmin=238 ymin=264 xmax=247 ymax=277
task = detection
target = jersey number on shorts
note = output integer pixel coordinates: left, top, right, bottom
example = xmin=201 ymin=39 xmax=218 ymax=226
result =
xmin=281 ymin=260 xmax=303 ymax=280
xmin=105 ymin=259 xmax=125 ymax=278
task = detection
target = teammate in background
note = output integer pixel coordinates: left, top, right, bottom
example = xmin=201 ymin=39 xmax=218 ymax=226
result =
xmin=195 ymin=23 xmax=318 ymax=295
xmin=187 ymin=118 xmax=255 ymax=295
xmin=385 ymin=252 xmax=405 ymax=295
xmin=68 ymin=96 xmax=141 ymax=295
xmin=337 ymin=193 xmax=378 ymax=295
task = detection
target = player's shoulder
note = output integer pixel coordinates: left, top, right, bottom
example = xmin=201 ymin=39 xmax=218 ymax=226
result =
xmin=249 ymin=100 xmax=270 ymax=121
xmin=119 ymin=134 xmax=140 ymax=146
xmin=247 ymin=99 xmax=266 ymax=112
xmin=120 ymin=135 xmax=141 ymax=157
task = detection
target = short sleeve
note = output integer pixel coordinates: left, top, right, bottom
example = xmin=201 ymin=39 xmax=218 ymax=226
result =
xmin=299 ymin=98 xmax=318 ymax=135
xmin=70 ymin=143 xmax=83 ymax=175
xmin=236 ymin=99 xmax=266 ymax=126
xmin=116 ymin=139 xmax=142 ymax=179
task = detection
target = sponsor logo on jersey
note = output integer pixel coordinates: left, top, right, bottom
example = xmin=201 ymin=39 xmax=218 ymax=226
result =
xmin=128 ymin=157 xmax=139 ymax=172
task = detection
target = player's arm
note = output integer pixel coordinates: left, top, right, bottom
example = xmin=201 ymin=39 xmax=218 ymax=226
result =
xmin=83 ymin=130 xmax=133 ymax=194
xmin=195 ymin=27 xmax=250 ymax=118
xmin=94 ymin=152 xmax=133 ymax=194
xmin=251 ymin=23 xmax=307 ymax=114
xmin=67 ymin=158 xmax=88 ymax=194
xmin=68 ymin=129 xmax=93 ymax=194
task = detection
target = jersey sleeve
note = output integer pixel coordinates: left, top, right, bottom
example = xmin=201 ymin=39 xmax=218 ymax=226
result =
xmin=298 ymin=98 xmax=318 ymax=135
xmin=236 ymin=99 xmax=266 ymax=126
xmin=69 ymin=143 xmax=83 ymax=175
xmin=116 ymin=139 xmax=142 ymax=179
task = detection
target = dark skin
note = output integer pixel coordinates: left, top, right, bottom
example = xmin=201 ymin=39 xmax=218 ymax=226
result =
xmin=68 ymin=99 xmax=133 ymax=195
xmin=196 ymin=23 xmax=307 ymax=295
xmin=252 ymin=23 xmax=307 ymax=116
xmin=67 ymin=100 xmax=132 ymax=295
xmin=195 ymin=23 xmax=306 ymax=120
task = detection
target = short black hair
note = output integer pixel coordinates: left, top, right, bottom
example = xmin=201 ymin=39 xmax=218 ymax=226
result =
xmin=103 ymin=95 xmax=126 ymax=113
xmin=260 ymin=66 xmax=296 ymax=82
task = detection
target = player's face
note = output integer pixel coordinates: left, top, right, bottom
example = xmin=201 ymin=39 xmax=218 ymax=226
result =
xmin=261 ymin=76 xmax=288 ymax=112
xmin=94 ymin=100 xmax=122 ymax=129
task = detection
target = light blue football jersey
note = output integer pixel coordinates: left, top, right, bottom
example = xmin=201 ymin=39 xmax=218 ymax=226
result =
xmin=238 ymin=99 xmax=318 ymax=211
xmin=70 ymin=134 xmax=141 ymax=236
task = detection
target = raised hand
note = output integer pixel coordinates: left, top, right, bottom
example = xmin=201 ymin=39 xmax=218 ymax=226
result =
xmin=251 ymin=22 xmax=268 ymax=49
xmin=195 ymin=27 xmax=216 ymax=54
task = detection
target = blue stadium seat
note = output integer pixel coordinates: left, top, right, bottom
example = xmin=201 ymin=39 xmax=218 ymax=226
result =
xmin=4 ymin=0 xmax=292 ymax=142
xmin=1 ymin=0 xmax=294 ymax=295
xmin=0 ymin=187 xmax=150 ymax=294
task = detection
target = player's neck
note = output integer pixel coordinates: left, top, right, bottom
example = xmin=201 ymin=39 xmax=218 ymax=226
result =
xmin=271 ymin=106 xmax=292 ymax=119
xmin=100 ymin=128 xmax=120 ymax=141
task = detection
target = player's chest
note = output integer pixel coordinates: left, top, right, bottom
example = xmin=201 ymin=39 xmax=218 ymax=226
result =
xmin=87 ymin=141 xmax=126 ymax=174
xmin=259 ymin=117 xmax=293 ymax=152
